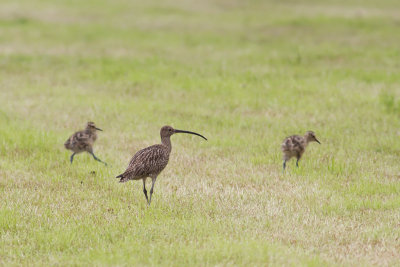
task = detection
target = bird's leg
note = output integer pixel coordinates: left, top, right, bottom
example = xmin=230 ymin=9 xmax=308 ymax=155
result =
xmin=90 ymin=152 xmax=108 ymax=166
xmin=283 ymin=160 xmax=286 ymax=173
xmin=149 ymin=176 xmax=157 ymax=206
xmin=296 ymin=153 xmax=301 ymax=168
xmin=70 ymin=153 xmax=76 ymax=164
xmin=142 ymin=178 xmax=149 ymax=204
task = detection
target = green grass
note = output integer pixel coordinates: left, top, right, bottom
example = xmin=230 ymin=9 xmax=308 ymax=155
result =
xmin=1 ymin=0 xmax=400 ymax=265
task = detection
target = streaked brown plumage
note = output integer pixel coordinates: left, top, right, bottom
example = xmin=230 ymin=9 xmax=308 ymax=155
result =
xmin=64 ymin=121 xmax=107 ymax=165
xmin=281 ymin=131 xmax=320 ymax=171
xmin=116 ymin=125 xmax=207 ymax=205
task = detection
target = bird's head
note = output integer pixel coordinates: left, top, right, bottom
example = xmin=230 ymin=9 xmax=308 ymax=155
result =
xmin=305 ymin=131 xmax=320 ymax=144
xmin=86 ymin=121 xmax=103 ymax=132
xmin=160 ymin=125 xmax=207 ymax=140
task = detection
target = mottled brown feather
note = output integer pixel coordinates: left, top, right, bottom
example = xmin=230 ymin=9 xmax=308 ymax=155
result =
xmin=65 ymin=128 xmax=97 ymax=153
xmin=281 ymin=135 xmax=306 ymax=161
xmin=118 ymin=144 xmax=170 ymax=182
xmin=116 ymin=125 xmax=207 ymax=205
xmin=281 ymin=131 xmax=320 ymax=162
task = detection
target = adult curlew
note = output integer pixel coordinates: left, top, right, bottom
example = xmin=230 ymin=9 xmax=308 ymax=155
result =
xmin=116 ymin=125 xmax=207 ymax=205
xmin=64 ymin=121 xmax=107 ymax=166
xmin=281 ymin=131 xmax=320 ymax=172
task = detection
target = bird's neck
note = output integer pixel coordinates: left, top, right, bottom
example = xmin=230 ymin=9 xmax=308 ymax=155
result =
xmin=161 ymin=136 xmax=172 ymax=152
xmin=303 ymin=135 xmax=311 ymax=145
xmin=85 ymin=128 xmax=96 ymax=135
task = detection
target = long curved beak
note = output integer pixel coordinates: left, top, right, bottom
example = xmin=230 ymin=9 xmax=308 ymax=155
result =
xmin=316 ymin=139 xmax=321 ymax=144
xmin=174 ymin=129 xmax=207 ymax=140
xmin=95 ymin=127 xmax=103 ymax=131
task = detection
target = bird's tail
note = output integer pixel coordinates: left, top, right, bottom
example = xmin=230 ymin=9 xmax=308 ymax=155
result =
xmin=64 ymin=140 xmax=71 ymax=149
xmin=116 ymin=174 xmax=129 ymax=183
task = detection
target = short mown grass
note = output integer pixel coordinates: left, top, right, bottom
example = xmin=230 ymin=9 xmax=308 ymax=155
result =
xmin=1 ymin=0 xmax=400 ymax=266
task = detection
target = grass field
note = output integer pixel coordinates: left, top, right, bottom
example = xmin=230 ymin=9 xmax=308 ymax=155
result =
xmin=1 ymin=0 xmax=400 ymax=266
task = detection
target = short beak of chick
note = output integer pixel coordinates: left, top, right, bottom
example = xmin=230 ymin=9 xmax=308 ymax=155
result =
xmin=174 ymin=129 xmax=207 ymax=140
xmin=95 ymin=127 xmax=103 ymax=131
xmin=316 ymin=139 xmax=321 ymax=144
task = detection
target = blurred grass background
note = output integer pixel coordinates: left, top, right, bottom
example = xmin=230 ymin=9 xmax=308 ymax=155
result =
xmin=1 ymin=0 xmax=400 ymax=266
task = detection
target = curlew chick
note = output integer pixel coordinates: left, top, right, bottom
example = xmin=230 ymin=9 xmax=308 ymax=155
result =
xmin=281 ymin=131 xmax=320 ymax=171
xmin=116 ymin=125 xmax=207 ymax=205
xmin=64 ymin=121 xmax=107 ymax=166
